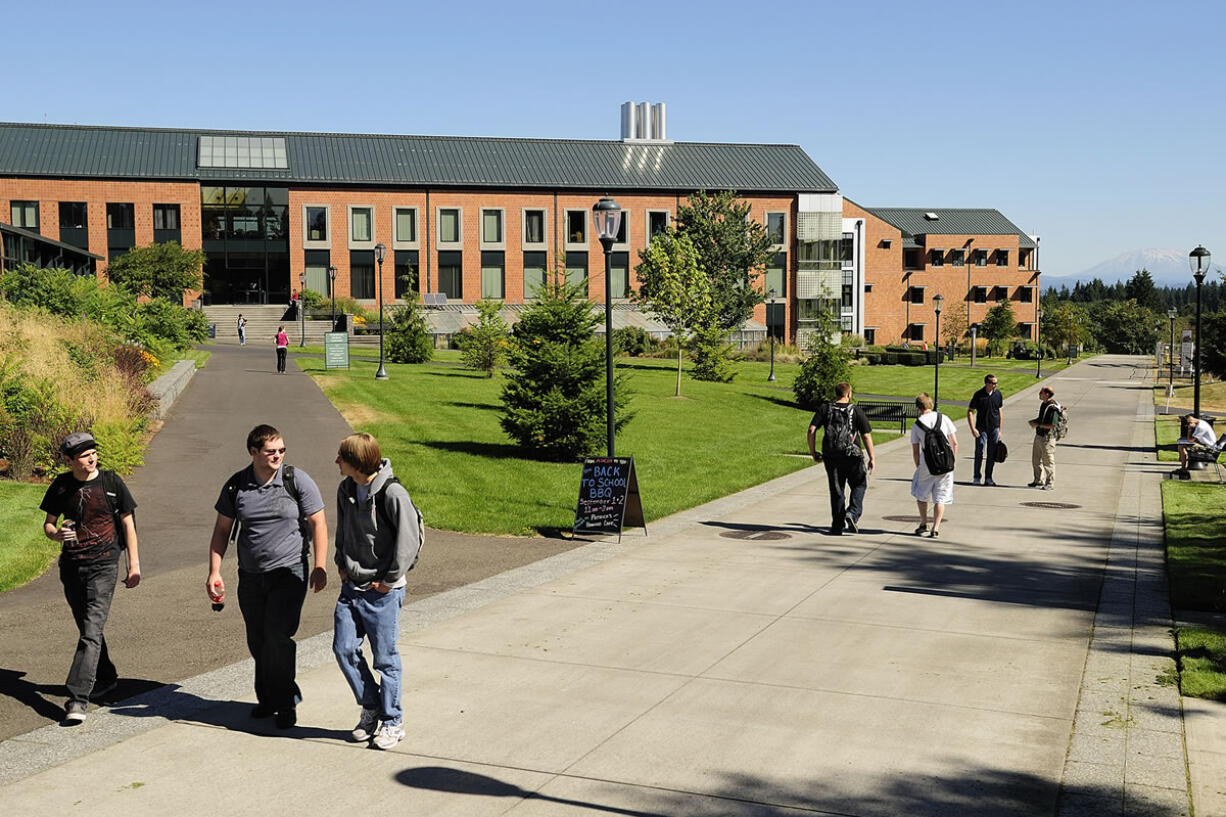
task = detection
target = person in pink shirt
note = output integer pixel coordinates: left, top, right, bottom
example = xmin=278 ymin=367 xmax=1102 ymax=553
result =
xmin=275 ymin=325 xmax=289 ymax=373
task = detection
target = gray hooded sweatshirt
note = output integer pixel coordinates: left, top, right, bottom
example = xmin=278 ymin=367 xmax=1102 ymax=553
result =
xmin=334 ymin=459 xmax=421 ymax=588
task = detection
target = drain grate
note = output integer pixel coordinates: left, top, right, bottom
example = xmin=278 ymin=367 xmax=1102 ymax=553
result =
xmin=881 ymin=515 xmax=925 ymax=523
xmin=718 ymin=529 xmax=792 ymax=541
xmin=1020 ymin=501 xmax=1081 ymax=510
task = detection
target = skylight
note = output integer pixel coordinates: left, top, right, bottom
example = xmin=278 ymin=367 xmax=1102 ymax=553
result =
xmin=198 ymin=136 xmax=288 ymax=169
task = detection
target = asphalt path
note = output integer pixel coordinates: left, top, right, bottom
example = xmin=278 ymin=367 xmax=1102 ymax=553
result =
xmin=0 ymin=343 xmax=574 ymax=740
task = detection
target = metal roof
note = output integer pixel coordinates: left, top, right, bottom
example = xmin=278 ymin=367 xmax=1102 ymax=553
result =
xmin=0 ymin=123 xmax=837 ymax=193
xmin=865 ymin=207 xmax=1035 ymax=248
xmin=0 ymin=221 xmax=103 ymax=259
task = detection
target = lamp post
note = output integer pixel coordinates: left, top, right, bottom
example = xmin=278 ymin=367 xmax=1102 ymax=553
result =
xmin=1190 ymin=245 xmax=1211 ymax=417
xmin=1035 ymin=307 xmax=1043 ymax=378
xmin=767 ymin=288 xmax=778 ymax=382
xmin=1168 ymin=307 xmax=1178 ymax=395
xmin=298 ymin=271 xmax=307 ymax=347
xmin=375 ymin=243 xmax=388 ymax=380
xmin=932 ymin=293 xmax=944 ymax=408
xmin=328 ymin=265 xmax=338 ymax=330
xmin=592 ymin=196 xmax=622 ymax=457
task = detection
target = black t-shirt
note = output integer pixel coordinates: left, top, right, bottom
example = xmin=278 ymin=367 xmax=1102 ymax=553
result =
xmin=969 ymin=387 xmax=1003 ymax=431
xmin=40 ymin=471 xmax=136 ymax=565
xmin=810 ymin=402 xmax=873 ymax=456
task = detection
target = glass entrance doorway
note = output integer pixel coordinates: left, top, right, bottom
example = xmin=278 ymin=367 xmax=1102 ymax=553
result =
xmin=200 ymin=185 xmax=290 ymax=304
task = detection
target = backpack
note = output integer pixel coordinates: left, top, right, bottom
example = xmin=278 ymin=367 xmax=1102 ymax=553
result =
xmin=371 ymin=476 xmax=425 ymax=573
xmin=824 ymin=402 xmax=863 ymax=460
xmin=917 ymin=413 xmax=955 ymax=475
xmin=225 ymin=464 xmax=313 ymax=546
xmin=99 ymin=470 xmax=132 ymax=550
xmin=1051 ymin=404 xmax=1069 ymax=441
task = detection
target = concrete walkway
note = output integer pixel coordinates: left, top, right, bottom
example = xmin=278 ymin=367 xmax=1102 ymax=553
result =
xmin=1 ymin=354 xmax=1222 ymax=815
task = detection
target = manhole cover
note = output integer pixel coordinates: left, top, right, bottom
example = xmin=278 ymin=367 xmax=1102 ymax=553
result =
xmin=719 ymin=530 xmax=792 ymax=541
xmin=882 ymin=515 xmax=925 ymax=523
xmin=1020 ymin=501 xmax=1081 ymax=510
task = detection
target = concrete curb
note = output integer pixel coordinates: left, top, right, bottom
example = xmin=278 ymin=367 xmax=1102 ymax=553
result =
xmin=145 ymin=359 xmax=197 ymax=420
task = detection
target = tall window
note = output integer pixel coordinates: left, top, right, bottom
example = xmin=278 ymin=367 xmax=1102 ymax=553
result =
xmin=153 ymin=204 xmax=181 ymax=243
xmin=306 ymin=207 xmax=327 ymax=241
xmin=351 ymin=207 xmax=372 ymax=243
xmin=106 ymin=203 xmax=135 ymax=258
xmin=565 ymin=210 xmax=586 ymax=244
xmin=566 ymin=251 xmax=588 ymax=295
xmin=481 ymin=209 xmax=503 ymax=245
xmin=438 ymin=209 xmax=461 ymax=245
xmin=395 ymin=208 xmax=417 ymax=243
xmin=524 ymin=210 xmax=546 ymax=246
xmin=59 ymin=202 xmax=88 ymax=249
xmin=765 ymin=253 xmax=786 ymax=299
xmin=766 ymin=213 xmax=785 ymax=245
xmin=481 ymin=251 xmax=505 ymax=299
xmin=304 ymin=249 xmax=331 ymax=296
xmin=841 ymin=232 xmax=854 ymax=265
xmin=394 ymin=250 xmax=418 ymax=299
xmin=523 ymin=251 xmax=548 ymax=299
xmin=438 ymin=250 xmax=463 ymax=300
xmin=647 ymin=211 xmax=669 ymax=238
xmin=10 ymin=201 xmax=38 ymax=231
xmin=350 ymin=250 xmax=375 ymax=299
xmin=609 ymin=251 xmax=629 ymax=300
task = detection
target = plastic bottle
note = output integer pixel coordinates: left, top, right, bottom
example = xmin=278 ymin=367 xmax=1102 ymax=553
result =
xmin=211 ymin=581 xmax=225 ymax=612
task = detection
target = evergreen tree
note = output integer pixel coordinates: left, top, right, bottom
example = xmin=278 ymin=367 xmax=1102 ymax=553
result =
xmin=793 ymin=311 xmax=853 ymax=410
xmin=981 ymin=299 xmax=1017 ymax=356
xmin=1125 ymin=269 xmax=1159 ymax=311
xmin=458 ymin=300 xmax=509 ymax=377
xmin=384 ymin=291 xmax=433 ymax=363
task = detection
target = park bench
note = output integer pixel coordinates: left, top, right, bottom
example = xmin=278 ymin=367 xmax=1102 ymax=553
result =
xmin=1187 ymin=433 xmax=1226 ymax=469
xmin=857 ymin=399 xmax=922 ymax=434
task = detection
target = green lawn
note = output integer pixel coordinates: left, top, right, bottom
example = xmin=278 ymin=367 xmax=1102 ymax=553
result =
xmin=1156 ymin=414 xmax=1182 ymax=462
xmin=0 ymin=482 xmax=58 ymax=592
xmin=1175 ymin=628 xmax=1226 ymax=701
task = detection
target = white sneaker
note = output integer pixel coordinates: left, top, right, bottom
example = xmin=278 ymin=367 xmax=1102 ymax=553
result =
xmin=351 ymin=708 xmax=379 ymax=742
xmin=371 ymin=722 xmax=404 ymax=750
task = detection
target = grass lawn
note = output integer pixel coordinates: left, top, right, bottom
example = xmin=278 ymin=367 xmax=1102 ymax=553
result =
xmin=1175 ymin=628 xmax=1226 ymax=701
xmin=0 ymin=481 xmax=57 ymax=592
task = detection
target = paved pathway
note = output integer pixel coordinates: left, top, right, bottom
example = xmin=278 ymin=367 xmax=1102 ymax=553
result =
xmin=1 ymin=353 xmax=1222 ymax=816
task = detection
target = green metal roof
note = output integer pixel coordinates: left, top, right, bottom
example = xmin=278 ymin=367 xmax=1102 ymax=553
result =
xmin=865 ymin=207 xmax=1036 ymax=248
xmin=0 ymin=123 xmax=837 ymax=193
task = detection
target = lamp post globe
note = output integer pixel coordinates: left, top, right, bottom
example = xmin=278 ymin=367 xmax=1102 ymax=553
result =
xmin=932 ymin=293 xmax=944 ymax=408
xmin=592 ymin=196 xmax=622 ymax=457
xmin=1190 ymin=245 xmax=1211 ymax=417
xmin=375 ymin=243 xmax=388 ymax=380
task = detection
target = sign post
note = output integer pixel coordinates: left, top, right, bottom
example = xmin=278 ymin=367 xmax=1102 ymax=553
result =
xmin=573 ymin=456 xmax=646 ymax=542
xmin=324 ymin=331 xmax=350 ymax=370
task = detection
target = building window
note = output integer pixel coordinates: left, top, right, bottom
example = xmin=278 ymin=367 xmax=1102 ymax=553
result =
xmin=438 ymin=250 xmax=463 ymax=300
xmin=58 ymin=202 xmax=88 ymax=249
xmin=394 ymin=208 xmax=417 ymax=244
xmin=615 ymin=211 xmax=628 ymax=245
xmin=647 ymin=211 xmax=669 ymax=238
xmin=975 ymin=249 xmax=988 ymax=267
xmin=106 ymin=203 xmax=134 ymax=230
xmin=304 ymin=249 xmax=331 ymax=296
xmin=609 ymin=251 xmax=629 ymax=300
xmin=1019 ymin=249 xmax=1031 ymax=268
xmin=842 ymin=284 xmax=853 ymax=309
xmin=909 ymin=286 xmax=925 ymax=304
xmin=973 ymin=286 xmax=988 ymax=304
xmin=864 ymin=328 xmax=876 ymax=345
xmin=394 ymin=250 xmax=418 ymax=299
xmin=481 ymin=209 xmax=504 ymax=247
xmin=950 ymin=249 xmax=965 ymax=267
xmin=438 ymin=208 xmax=461 ymax=245
xmin=996 ymin=249 xmax=1009 ymax=267
xmin=908 ymin=324 xmax=926 ymax=341
xmin=523 ymin=251 xmax=547 ymax=299
xmin=480 ymin=251 xmax=505 ymax=299
xmin=765 ymin=252 xmax=786 ymax=299
xmin=766 ymin=212 xmax=786 ymax=245
xmin=153 ymin=204 xmax=181 ymax=243
xmin=566 ymin=251 xmax=588 ymax=295
xmin=904 ymin=248 xmax=920 ymax=269
xmin=929 ymin=249 xmax=944 ymax=267
xmin=351 ymin=207 xmax=373 ymax=243
xmin=350 ymin=250 xmax=375 ymax=299
xmin=1018 ymin=286 xmax=1034 ymax=303
xmin=841 ymin=232 xmax=854 ymax=266
xmin=993 ymin=285 xmax=1009 ymax=301
xmin=565 ymin=210 xmax=586 ymax=245
xmin=306 ymin=206 xmax=328 ymax=242
xmin=523 ymin=209 xmax=546 ymax=246
xmin=10 ymin=201 xmax=38 ymax=231
xmin=106 ymin=203 xmax=135 ymax=257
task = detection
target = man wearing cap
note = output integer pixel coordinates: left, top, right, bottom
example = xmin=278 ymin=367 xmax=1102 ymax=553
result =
xmin=39 ymin=432 xmax=141 ymax=725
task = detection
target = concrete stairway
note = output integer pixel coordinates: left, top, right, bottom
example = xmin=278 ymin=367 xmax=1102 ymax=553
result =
xmin=202 ymin=305 xmax=338 ymax=345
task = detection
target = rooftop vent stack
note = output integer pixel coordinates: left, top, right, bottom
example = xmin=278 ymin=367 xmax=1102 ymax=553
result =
xmin=620 ymin=102 xmax=634 ymax=140
xmin=636 ymin=103 xmax=649 ymax=139
xmin=650 ymin=103 xmax=666 ymax=140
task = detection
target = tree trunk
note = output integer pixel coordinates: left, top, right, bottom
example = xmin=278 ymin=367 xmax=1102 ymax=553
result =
xmin=675 ymin=344 xmax=683 ymax=397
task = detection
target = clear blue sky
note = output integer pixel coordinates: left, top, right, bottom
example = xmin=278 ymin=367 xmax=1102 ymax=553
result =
xmin=7 ymin=0 xmax=1223 ymax=278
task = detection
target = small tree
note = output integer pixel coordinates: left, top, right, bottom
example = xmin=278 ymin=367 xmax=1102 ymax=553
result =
xmin=793 ymin=310 xmax=853 ymax=410
xmin=458 ymin=300 xmax=509 ymax=377
xmin=981 ymin=299 xmax=1017 ymax=356
xmin=1090 ymin=298 xmax=1159 ymax=354
xmin=500 ymin=274 xmax=631 ymax=461
xmin=105 ymin=241 xmax=206 ymax=302
xmin=633 ymin=231 xmax=712 ymax=396
xmin=384 ymin=291 xmax=433 ymax=363
xmin=942 ymin=301 xmax=969 ymax=349
xmin=689 ymin=324 xmax=737 ymax=383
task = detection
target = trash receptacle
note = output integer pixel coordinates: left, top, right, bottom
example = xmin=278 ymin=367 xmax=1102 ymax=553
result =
xmin=208 ymin=323 xmax=216 ymax=339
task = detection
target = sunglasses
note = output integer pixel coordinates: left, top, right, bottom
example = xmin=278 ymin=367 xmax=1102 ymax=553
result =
xmin=261 ymin=447 xmax=287 ymax=456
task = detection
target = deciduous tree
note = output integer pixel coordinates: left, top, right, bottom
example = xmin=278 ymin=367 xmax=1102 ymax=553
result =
xmin=633 ymin=231 xmax=711 ymax=396
xmin=105 ymin=241 xmax=206 ymax=302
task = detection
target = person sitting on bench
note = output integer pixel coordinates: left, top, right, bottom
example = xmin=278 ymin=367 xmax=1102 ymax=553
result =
xmin=1178 ymin=414 xmax=1219 ymax=472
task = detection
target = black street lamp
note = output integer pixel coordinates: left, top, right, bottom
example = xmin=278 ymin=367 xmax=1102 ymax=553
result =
xmin=592 ymin=196 xmax=622 ymax=458
xmin=1035 ymin=307 xmax=1043 ymax=378
xmin=1190 ymin=245 xmax=1211 ymax=417
xmin=1168 ymin=307 xmax=1178 ymax=396
xmin=932 ymin=293 xmax=944 ymax=408
xmin=767 ymin=288 xmax=778 ymax=382
xmin=375 ymin=242 xmax=388 ymax=380
xmin=328 ymin=265 xmax=338 ymax=330
xmin=299 ymin=271 xmax=307 ymax=347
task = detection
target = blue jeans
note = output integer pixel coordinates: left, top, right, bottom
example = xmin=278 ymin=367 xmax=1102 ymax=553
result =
xmin=333 ymin=581 xmax=405 ymax=725
xmin=237 ymin=561 xmax=307 ymax=711
xmin=974 ymin=427 xmax=1000 ymax=481
xmin=60 ymin=560 xmax=119 ymax=703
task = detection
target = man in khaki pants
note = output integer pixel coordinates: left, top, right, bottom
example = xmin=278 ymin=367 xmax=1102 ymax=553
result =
xmin=1028 ymin=387 xmax=1060 ymax=489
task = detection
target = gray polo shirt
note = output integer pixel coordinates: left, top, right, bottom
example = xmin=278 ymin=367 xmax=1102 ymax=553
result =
xmin=215 ymin=464 xmax=325 ymax=573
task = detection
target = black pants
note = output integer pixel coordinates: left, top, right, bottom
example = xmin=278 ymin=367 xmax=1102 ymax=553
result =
xmin=237 ymin=562 xmax=307 ymax=711
xmin=823 ymin=454 xmax=867 ymax=533
xmin=276 ymin=346 xmax=287 ymax=373
xmin=60 ymin=560 xmax=119 ymax=703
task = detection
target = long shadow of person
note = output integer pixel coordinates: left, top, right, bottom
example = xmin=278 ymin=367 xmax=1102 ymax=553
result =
xmin=0 ymin=667 xmax=67 ymax=722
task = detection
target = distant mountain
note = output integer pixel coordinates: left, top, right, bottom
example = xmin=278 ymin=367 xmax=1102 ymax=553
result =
xmin=1045 ymin=249 xmax=1225 ymax=291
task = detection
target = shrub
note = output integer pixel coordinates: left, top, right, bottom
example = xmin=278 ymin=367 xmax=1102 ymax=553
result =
xmin=612 ymin=326 xmax=658 ymax=357
xmin=793 ymin=330 xmax=853 ymax=411
xmin=458 ymin=300 xmax=509 ymax=377
xmin=91 ymin=418 xmax=146 ymax=475
xmin=384 ymin=294 xmax=433 ymax=364
xmin=690 ymin=325 xmax=736 ymax=383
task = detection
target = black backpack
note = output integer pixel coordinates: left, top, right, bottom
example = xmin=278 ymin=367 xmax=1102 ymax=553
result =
xmin=824 ymin=403 xmax=863 ymax=460
xmin=369 ymin=476 xmax=425 ymax=573
xmin=224 ymin=464 xmax=314 ymax=546
xmin=917 ymin=413 xmax=955 ymax=475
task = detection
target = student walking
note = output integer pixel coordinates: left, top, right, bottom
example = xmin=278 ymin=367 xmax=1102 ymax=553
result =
xmin=807 ymin=381 xmax=876 ymax=535
xmin=910 ymin=393 xmax=958 ymax=538
xmin=206 ymin=425 xmax=328 ymax=729
xmin=967 ymin=373 xmax=1003 ymax=486
xmin=237 ymin=313 xmax=247 ymax=345
xmin=1028 ymin=386 xmax=1062 ymax=489
xmin=275 ymin=325 xmax=289 ymax=373
xmin=332 ymin=433 xmax=423 ymax=750
xmin=39 ymin=432 xmax=141 ymax=724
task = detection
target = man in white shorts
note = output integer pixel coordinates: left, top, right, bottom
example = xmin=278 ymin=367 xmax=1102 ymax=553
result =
xmin=910 ymin=393 xmax=958 ymax=538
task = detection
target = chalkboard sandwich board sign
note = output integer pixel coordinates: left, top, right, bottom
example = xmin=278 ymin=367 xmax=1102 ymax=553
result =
xmin=573 ymin=456 xmax=646 ymax=541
